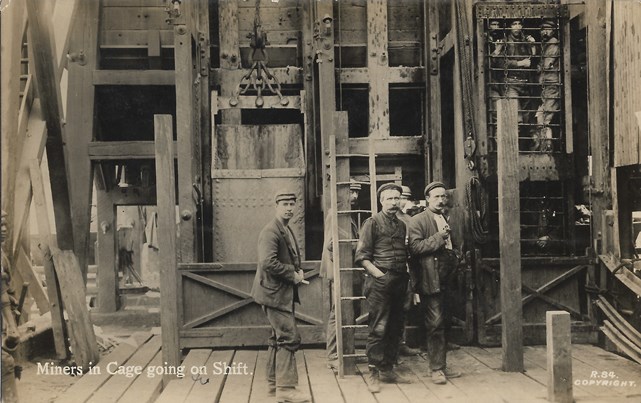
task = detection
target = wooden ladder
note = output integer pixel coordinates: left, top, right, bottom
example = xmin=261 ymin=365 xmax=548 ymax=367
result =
xmin=327 ymin=134 xmax=378 ymax=377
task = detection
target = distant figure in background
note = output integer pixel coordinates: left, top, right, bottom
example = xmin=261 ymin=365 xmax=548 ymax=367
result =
xmin=487 ymin=19 xmax=506 ymax=150
xmin=2 ymin=210 xmax=20 ymax=403
xmin=396 ymin=186 xmax=421 ymax=358
xmin=251 ymin=191 xmax=310 ymax=403
xmin=534 ymin=20 xmax=561 ymax=152
xmin=321 ymin=179 xmax=361 ymax=371
xmin=499 ymin=19 xmax=536 ymax=126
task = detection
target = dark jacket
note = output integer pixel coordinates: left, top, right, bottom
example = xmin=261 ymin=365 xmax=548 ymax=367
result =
xmin=251 ymin=218 xmax=301 ymax=312
xmin=408 ymin=209 xmax=453 ymax=295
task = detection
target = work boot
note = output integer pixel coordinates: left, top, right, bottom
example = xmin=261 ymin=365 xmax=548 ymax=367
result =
xmin=268 ymin=381 xmax=276 ymax=396
xmin=276 ymin=387 xmax=311 ymax=403
xmin=366 ymin=367 xmax=380 ymax=393
xmin=446 ymin=342 xmax=461 ymax=351
xmin=399 ymin=344 xmax=421 ymax=356
xmin=431 ymin=370 xmax=447 ymax=385
xmin=380 ymin=369 xmax=411 ymax=384
xmin=444 ymin=367 xmax=462 ymax=378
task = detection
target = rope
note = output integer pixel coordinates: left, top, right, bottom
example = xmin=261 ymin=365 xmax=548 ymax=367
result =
xmin=465 ymin=176 xmax=489 ymax=244
xmin=454 ymin=0 xmax=477 ymax=145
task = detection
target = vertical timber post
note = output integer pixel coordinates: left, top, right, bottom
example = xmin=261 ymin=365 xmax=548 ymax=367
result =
xmin=546 ymin=311 xmax=573 ymax=403
xmin=367 ymin=0 xmax=390 ymax=139
xmin=154 ymin=115 xmax=180 ymax=382
xmin=497 ymin=98 xmax=524 ymax=372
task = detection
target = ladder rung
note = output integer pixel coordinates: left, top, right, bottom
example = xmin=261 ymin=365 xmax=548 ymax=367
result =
xmin=335 ymin=153 xmax=371 ymax=158
xmin=340 ymin=267 xmax=365 ymax=272
xmin=340 ymin=296 xmax=366 ymax=300
xmin=338 ymin=239 xmax=358 ymax=243
xmin=341 ymin=324 xmax=368 ymax=329
xmin=342 ymin=353 xmax=367 ymax=358
xmin=337 ymin=209 xmax=371 ymax=214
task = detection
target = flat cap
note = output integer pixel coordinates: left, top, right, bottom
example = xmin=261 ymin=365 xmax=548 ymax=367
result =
xmin=350 ymin=178 xmax=362 ymax=191
xmin=540 ymin=20 xmax=557 ymax=29
xmin=424 ymin=181 xmax=446 ymax=196
xmin=274 ymin=191 xmax=297 ymax=203
xmin=377 ymin=183 xmax=403 ymax=199
xmin=401 ymin=186 xmax=412 ymax=198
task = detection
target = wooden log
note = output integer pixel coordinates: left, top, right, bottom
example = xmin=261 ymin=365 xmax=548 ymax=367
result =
xmin=367 ymin=0 xmax=390 ymax=138
xmin=497 ymin=98 xmax=524 ymax=372
xmin=154 ymin=115 xmax=180 ymax=381
xmin=546 ymin=311 xmax=573 ymax=403
xmin=52 ymin=249 xmax=99 ymax=369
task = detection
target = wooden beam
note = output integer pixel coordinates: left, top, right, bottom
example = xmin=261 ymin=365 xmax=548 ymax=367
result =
xmin=52 ymin=250 xmax=99 ymax=368
xmin=92 ymin=70 xmax=175 ymax=86
xmin=64 ymin=0 xmax=100 ymax=281
xmin=154 ymin=115 xmax=180 ymax=381
xmin=338 ymin=66 xmax=424 ymax=84
xmin=425 ymin=0 xmax=441 ymax=182
xmin=174 ymin=2 xmax=199 ymax=263
xmin=26 ymin=0 xmax=75 ymax=251
xmin=52 ymin=0 xmax=79 ymax=81
xmin=586 ymin=1 xmax=612 ymax=250
xmin=497 ymin=98 xmax=524 ymax=372
xmin=213 ymin=67 xmax=302 ymax=86
xmin=1 ymin=0 xmax=26 ymax=223
xmin=219 ymin=0 xmax=241 ymax=124
xmin=96 ymin=188 xmax=119 ymax=313
xmin=193 ymin=0 xmax=213 ymax=262
xmin=316 ymin=0 xmax=336 ymax=213
xmin=10 ymin=100 xmax=47 ymax=258
xmin=88 ymin=141 xmax=178 ymax=160
xmin=348 ymin=136 xmax=422 ymax=155
xmin=30 ymin=159 xmax=68 ymax=359
xmin=546 ymin=311 xmax=573 ymax=403
xmin=367 ymin=0 xmax=390 ymax=138
xmin=302 ymin=0 xmax=318 ymax=205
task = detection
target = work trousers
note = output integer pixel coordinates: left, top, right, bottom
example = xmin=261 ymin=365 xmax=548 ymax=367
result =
xmin=263 ymin=305 xmax=301 ymax=388
xmin=420 ymin=291 xmax=448 ymax=371
xmin=326 ymin=279 xmax=337 ymax=360
xmin=365 ymin=270 xmax=408 ymax=371
xmin=536 ymin=84 xmax=560 ymax=126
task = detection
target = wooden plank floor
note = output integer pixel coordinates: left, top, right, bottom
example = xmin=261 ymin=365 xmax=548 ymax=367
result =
xmin=56 ymin=341 xmax=641 ymax=402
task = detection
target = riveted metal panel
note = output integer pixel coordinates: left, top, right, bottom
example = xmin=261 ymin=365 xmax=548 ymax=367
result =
xmin=212 ymin=177 xmax=305 ymax=261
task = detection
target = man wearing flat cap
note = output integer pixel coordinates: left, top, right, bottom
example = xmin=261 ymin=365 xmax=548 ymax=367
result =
xmin=251 ymin=191 xmax=310 ymax=402
xmin=355 ymin=183 xmax=411 ymax=392
xmin=408 ymin=182 xmax=461 ymax=385
xmin=534 ymin=19 xmax=560 ymax=152
xmin=321 ymin=178 xmax=361 ymax=371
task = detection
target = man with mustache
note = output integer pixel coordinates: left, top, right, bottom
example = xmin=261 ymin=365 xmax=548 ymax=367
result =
xmin=408 ymin=182 xmax=461 ymax=385
xmin=251 ymin=192 xmax=309 ymax=403
xmin=355 ymin=183 xmax=411 ymax=393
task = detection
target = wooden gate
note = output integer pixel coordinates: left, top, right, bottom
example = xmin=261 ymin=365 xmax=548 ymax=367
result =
xmin=176 ymin=92 xmax=325 ymax=348
xmin=475 ymin=254 xmax=597 ymax=345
